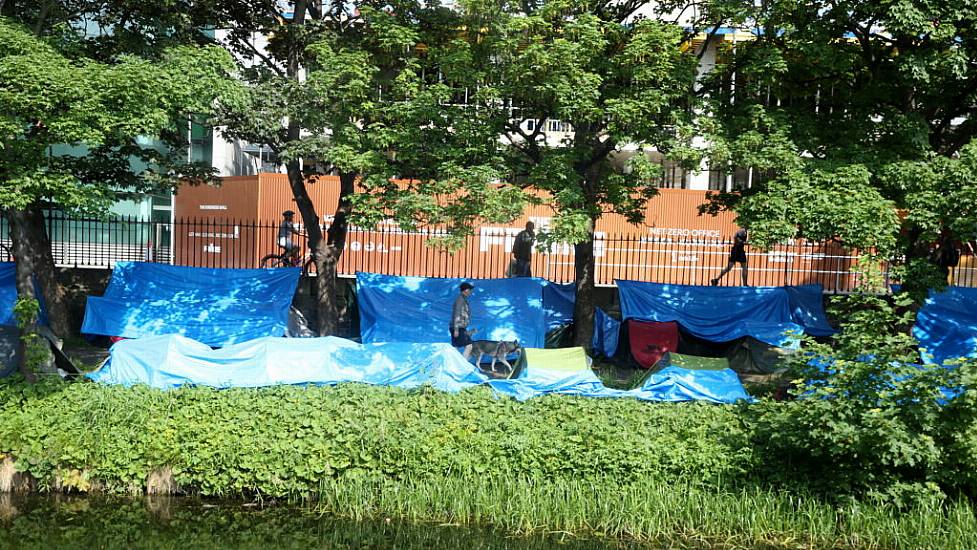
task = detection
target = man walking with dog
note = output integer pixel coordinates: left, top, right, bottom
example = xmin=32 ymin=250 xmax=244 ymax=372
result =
xmin=450 ymin=282 xmax=475 ymax=358
xmin=508 ymin=221 xmax=535 ymax=277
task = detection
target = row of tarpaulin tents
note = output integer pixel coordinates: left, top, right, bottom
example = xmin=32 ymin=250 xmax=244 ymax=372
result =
xmin=15 ymin=260 xmax=966 ymax=401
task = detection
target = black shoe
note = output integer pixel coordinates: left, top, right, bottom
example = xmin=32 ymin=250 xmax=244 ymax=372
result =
xmin=710 ymin=279 xmax=719 ymax=286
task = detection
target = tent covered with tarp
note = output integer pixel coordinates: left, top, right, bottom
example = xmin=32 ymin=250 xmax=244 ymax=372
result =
xmin=633 ymin=352 xmax=751 ymax=404
xmin=82 ymin=262 xmax=301 ymax=347
xmin=356 ymin=273 xmax=574 ymax=349
xmin=88 ymin=334 xmax=488 ymax=392
xmin=627 ymin=320 xmax=679 ymax=369
xmin=488 ymin=347 xmax=608 ymax=400
xmin=914 ymin=286 xmax=977 ymax=365
xmin=616 ymin=280 xmax=833 ymax=347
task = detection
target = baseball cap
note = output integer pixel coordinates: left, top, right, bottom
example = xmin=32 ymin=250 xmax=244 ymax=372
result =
xmin=460 ymin=282 xmax=474 ymax=291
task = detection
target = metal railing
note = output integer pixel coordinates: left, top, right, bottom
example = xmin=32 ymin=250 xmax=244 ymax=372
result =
xmin=2 ymin=213 xmax=973 ymax=292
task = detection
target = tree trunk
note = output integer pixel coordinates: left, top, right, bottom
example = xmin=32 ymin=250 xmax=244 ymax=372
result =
xmin=22 ymin=205 xmax=70 ymax=336
xmin=315 ymin=171 xmax=356 ymax=336
xmin=572 ymin=221 xmax=596 ymax=350
xmin=5 ymin=209 xmax=39 ymax=381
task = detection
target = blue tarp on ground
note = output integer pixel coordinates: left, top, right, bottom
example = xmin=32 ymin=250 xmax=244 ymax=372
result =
xmin=616 ymin=280 xmax=834 ymax=347
xmin=592 ymin=308 xmax=620 ymax=357
xmin=634 ymin=366 xmax=752 ymax=403
xmin=914 ymin=287 xmax=977 ymax=365
xmin=358 ymin=273 xmax=570 ymax=348
xmin=82 ymin=262 xmax=301 ymax=347
xmin=91 ymin=335 xmax=748 ymax=403
xmin=88 ymin=334 xmax=488 ymax=392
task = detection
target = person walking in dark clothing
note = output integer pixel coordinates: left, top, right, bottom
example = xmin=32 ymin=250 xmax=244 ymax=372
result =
xmin=509 ymin=221 xmax=535 ymax=277
xmin=450 ymin=282 xmax=475 ymax=358
xmin=711 ymin=228 xmax=749 ymax=286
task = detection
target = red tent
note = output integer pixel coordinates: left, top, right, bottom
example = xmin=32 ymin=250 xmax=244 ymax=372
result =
xmin=628 ymin=320 xmax=679 ymax=369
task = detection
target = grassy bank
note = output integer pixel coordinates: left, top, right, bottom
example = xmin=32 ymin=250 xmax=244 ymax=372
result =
xmin=316 ymin=476 xmax=977 ymax=549
xmin=2 ymin=377 xmax=977 ymax=548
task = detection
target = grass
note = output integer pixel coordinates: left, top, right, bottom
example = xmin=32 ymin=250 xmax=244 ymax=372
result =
xmin=314 ymin=476 xmax=977 ymax=549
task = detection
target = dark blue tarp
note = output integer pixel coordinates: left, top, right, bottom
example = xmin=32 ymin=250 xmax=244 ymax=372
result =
xmin=542 ymin=281 xmax=575 ymax=330
xmin=784 ymin=284 xmax=835 ymax=336
xmin=914 ymin=287 xmax=977 ymax=365
xmin=616 ymin=280 xmax=829 ymax=347
xmin=0 ymin=262 xmax=48 ymax=327
xmin=82 ymin=262 xmax=300 ymax=347
xmin=0 ymin=263 xmax=19 ymax=327
xmin=88 ymin=334 xmax=487 ymax=391
xmin=591 ymin=308 xmax=620 ymax=357
xmin=358 ymin=273 xmax=568 ymax=348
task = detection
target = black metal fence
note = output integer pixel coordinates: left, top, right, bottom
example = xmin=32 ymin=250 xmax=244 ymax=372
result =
xmin=3 ymin=213 xmax=976 ymax=292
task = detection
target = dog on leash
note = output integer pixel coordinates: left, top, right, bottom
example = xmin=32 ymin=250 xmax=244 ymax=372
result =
xmin=471 ymin=339 xmax=521 ymax=373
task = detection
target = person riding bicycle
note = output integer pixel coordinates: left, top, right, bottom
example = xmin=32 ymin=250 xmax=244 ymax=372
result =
xmin=278 ymin=210 xmax=304 ymax=265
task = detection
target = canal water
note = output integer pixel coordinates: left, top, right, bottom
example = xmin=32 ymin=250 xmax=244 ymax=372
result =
xmin=0 ymin=494 xmax=644 ymax=549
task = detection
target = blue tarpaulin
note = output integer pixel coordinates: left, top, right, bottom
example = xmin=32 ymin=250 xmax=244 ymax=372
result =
xmin=633 ymin=366 xmax=752 ymax=403
xmin=90 ymin=335 xmax=748 ymax=403
xmin=616 ymin=280 xmax=834 ymax=347
xmin=88 ymin=334 xmax=488 ymax=392
xmin=592 ymin=308 xmax=620 ymax=357
xmin=358 ymin=273 xmax=571 ymax=348
xmin=542 ymin=281 xmax=575 ymax=330
xmin=784 ymin=284 xmax=835 ymax=336
xmin=914 ymin=287 xmax=977 ymax=365
xmin=82 ymin=262 xmax=300 ymax=347
xmin=0 ymin=262 xmax=48 ymax=327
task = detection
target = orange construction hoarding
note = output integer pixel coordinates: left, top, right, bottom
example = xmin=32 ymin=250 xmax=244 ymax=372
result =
xmin=172 ymin=174 xmax=862 ymax=290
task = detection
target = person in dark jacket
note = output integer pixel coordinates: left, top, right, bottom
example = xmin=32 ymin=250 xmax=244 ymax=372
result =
xmin=508 ymin=221 xmax=535 ymax=277
xmin=450 ymin=282 xmax=475 ymax=358
xmin=711 ymin=228 xmax=749 ymax=286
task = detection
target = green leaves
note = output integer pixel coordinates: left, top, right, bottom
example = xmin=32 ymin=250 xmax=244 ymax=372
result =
xmin=0 ymin=19 xmax=235 ymax=213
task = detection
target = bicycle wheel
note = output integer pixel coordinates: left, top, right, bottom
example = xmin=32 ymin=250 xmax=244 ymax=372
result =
xmin=260 ymin=254 xmax=287 ymax=268
xmin=302 ymin=256 xmax=318 ymax=277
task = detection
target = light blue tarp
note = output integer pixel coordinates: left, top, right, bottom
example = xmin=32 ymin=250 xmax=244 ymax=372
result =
xmin=592 ymin=308 xmax=620 ymax=357
xmin=82 ymin=262 xmax=300 ymax=347
xmin=486 ymin=347 xmax=750 ymax=404
xmin=914 ymin=287 xmax=977 ymax=365
xmin=635 ymin=366 xmax=751 ymax=404
xmin=0 ymin=262 xmax=48 ymax=327
xmin=88 ymin=334 xmax=488 ymax=392
xmin=616 ymin=280 xmax=831 ymax=347
xmin=358 ymin=272 xmax=567 ymax=348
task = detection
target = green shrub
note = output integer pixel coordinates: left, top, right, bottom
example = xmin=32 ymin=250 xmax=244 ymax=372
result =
xmin=0 ymin=378 xmax=754 ymax=497
xmin=748 ymin=289 xmax=977 ymax=505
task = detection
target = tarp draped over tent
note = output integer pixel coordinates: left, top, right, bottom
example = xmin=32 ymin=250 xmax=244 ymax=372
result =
xmin=636 ymin=365 xmax=752 ymax=403
xmin=89 ymin=334 xmax=488 ymax=392
xmin=914 ymin=287 xmax=977 ymax=365
xmin=488 ymin=347 xmax=607 ymax=400
xmin=616 ymin=280 xmax=833 ymax=347
xmin=357 ymin=273 xmax=571 ymax=348
xmin=592 ymin=308 xmax=620 ymax=358
xmin=627 ymin=320 xmax=678 ymax=369
xmin=82 ymin=262 xmax=300 ymax=347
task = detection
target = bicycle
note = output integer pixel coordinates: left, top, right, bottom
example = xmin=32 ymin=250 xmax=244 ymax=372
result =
xmin=259 ymin=242 xmax=318 ymax=276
